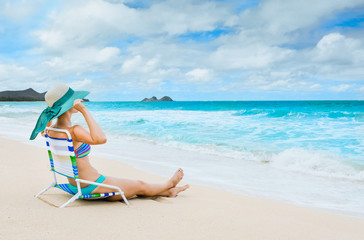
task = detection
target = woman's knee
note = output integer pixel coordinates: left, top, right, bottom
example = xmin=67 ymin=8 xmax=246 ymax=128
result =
xmin=136 ymin=180 xmax=148 ymax=194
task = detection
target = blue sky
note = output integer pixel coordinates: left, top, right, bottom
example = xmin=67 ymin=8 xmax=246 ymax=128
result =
xmin=0 ymin=0 xmax=363 ymax=100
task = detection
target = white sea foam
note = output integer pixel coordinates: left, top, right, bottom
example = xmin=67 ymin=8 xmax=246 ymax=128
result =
xmin=90 ymin=134 xmax=364 ymax=217
xmin=270 ymin=148 xmax=364 ymax=180
xmin=0 ymin=103 xmax=42 ymax=114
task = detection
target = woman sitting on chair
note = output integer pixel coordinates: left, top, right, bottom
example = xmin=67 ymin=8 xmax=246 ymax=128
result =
xmin=30 ymin=84 xmax=189 ymax=201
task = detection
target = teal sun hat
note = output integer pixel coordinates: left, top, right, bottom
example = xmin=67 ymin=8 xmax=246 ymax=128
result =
xmin=30 ymin=84 xmax=89 ymax=140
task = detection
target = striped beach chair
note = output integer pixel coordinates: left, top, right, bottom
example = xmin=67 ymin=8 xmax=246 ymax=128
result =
xmin=35 ymin=127 xmax=129 ymax=208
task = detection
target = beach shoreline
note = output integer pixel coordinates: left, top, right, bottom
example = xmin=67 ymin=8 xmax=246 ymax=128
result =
xmin=1 ymin=136 xmax=364 ymax=240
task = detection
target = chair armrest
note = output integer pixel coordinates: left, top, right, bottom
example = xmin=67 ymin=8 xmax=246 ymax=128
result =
xmin=76 ymin=179 xmax=123 ymax=193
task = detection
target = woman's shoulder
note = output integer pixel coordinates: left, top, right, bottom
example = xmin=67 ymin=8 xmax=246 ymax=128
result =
xmin=69 ymin=125 xmax=91 ymax=142
xmin=69 ymin=125 xmax=83 ymax=137
xmin=69 ymin=124 xmax=87 ymax=135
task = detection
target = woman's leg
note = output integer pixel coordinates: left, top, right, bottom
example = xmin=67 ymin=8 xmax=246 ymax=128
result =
xmin=94 ymin=168 xmax=185 ymax=201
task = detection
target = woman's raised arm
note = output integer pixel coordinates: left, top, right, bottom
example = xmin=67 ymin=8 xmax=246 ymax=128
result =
xmin=72 ymin=99 xmax=107 ymax=145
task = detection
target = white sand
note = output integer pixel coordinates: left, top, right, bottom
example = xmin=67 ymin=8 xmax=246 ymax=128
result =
xmin=1 ymin=137 xmax=363 ymax=240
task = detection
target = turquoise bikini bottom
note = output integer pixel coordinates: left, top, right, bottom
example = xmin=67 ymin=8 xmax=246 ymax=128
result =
xmin=67 ymin=175 xmax=106 ymax=195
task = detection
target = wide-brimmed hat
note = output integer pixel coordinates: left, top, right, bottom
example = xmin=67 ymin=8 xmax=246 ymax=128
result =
xmin=30 ymin=84 xmax=89 ymax=140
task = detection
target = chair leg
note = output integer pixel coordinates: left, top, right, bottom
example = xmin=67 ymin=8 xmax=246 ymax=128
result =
xmin=59 ymin=193 xmax=81 ymax=208
xmin=120 ymin=192 xmax=130 ymax=206
xmin=35 ymin=181 xmax=56 ymax=198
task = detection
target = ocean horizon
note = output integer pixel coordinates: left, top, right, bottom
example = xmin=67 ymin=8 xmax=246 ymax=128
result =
xmin=1 ymin=100 xmax=363 ymax=217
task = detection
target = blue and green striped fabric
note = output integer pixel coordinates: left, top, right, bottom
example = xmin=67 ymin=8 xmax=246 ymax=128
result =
xmin=45 ymin=134 xmax=78 ymax=179
xmin=56 ymin=184 xmax=75 ymax=195
xmin=74 ymin=143 xmax=91 ymax=158
xmin=56 ymin=184 xmax=117 ymax=199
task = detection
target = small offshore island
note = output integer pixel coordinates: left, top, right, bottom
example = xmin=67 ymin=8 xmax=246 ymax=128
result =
xmin=142 ymin=96 xmax=173 ymax=102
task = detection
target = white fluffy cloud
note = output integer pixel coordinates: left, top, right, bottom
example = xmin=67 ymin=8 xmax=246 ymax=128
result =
xmin=69 ymin=78 xmax=93 ymax=89
xmin=121 ymin=55 xmax=159 ymax=74
xmin=330 ymin=84 xmax=351 ymax=92
xmin=43 ymin=47 xmax=121 ymax=72
xmin=0 ymin=0 xmax=45 ymax=22
xmin=186 ymin=68 xmax=212 ymax=82
xmin=33 ymin=0 xmax=232 ymax=53
xmin=0 ymin=63 xmax=38 ymax=85
xmin=210 ymin=36 xmax=293 ymax=70
xmin=312 ymin=33 xmax=362 ymax=64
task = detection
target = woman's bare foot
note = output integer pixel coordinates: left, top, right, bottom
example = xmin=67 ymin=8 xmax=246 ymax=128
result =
xmin=168 ymin=168 xmax=184 ymax=188
xmin=168 ymin=184 xmax=190 ymax=198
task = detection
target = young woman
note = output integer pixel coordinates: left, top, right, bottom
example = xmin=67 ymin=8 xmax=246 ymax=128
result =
xmin=30 ymin=84 xmax=189 ymax=201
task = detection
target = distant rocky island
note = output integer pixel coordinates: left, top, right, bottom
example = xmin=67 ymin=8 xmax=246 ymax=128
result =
xmin=141 ymin=96 xmax=173 ymax=102
xmin=0 ymin=88 xmax=90 ymax=102
xmin=0 ymin=88 xmax=46 ymax=101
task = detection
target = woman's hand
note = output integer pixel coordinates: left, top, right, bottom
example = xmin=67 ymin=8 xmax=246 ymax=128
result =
xmin=73 ymin=99 xmax=86 ymax=112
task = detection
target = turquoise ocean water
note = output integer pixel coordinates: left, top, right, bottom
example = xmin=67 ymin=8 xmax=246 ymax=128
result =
xmin=0 ymin=101 xmax=363 ymax=216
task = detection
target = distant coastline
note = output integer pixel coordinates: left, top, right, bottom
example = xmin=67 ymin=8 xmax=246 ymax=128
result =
xmin=0 ymin=88 xmax=89 ymax=102
xmin=0 ymin=88 xmax=46 ymax=101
